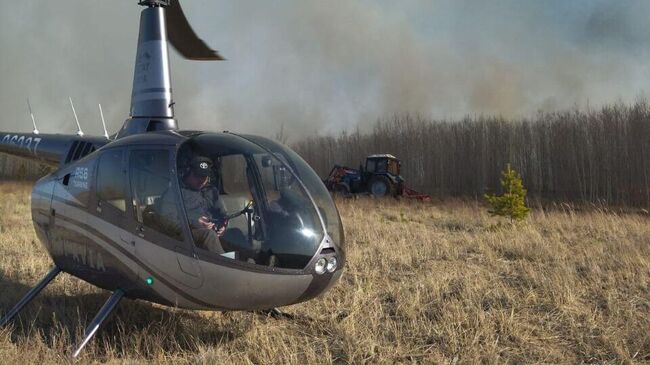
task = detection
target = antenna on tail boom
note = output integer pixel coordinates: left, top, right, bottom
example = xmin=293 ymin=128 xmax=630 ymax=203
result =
xmin=26 ymin=99 xmax=39 ymax=135
xmin=98 ymin=104 xmax=110 ymax=140
xmin=69 ymin=97 xmax=84 ymax=137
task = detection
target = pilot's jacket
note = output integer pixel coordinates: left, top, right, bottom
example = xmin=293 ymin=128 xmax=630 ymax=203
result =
xmin=181 ymin=184 xmax=227 ymax=228
xmin=157 ymin=182 xmax=227 ymax=253
xmin=157 ymin=182 xmax=226 ymax=231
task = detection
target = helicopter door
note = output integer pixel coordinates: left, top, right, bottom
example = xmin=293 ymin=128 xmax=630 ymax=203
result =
xmin=46 ymin=176 xmax=65 ymax=267
xmin=128 ymin=148 xmax=203 ymax=289
xmin=93 ymin=149 xmax=135 ymax=258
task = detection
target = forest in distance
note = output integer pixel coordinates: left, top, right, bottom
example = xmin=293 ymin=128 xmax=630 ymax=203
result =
xmin=294 ymin=101 xmax=650 ymax=207
xmin=3 ymin=101 xmax=650 ymax=207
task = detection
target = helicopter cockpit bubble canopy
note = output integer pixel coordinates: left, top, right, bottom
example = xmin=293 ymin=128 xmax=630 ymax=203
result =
xmin=175 ymin=133 xmax=345 ymax=271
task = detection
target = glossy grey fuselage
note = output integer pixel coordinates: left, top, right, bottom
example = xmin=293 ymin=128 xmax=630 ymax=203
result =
xmin=29 ymin=131 xmax=343 ymax=311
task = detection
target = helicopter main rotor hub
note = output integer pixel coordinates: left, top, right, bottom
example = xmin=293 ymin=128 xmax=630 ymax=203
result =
xmin=138 ymin=0 xmax=171 ymax=7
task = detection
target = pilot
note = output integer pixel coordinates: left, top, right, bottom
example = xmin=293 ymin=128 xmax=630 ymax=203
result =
xmin=181 ymin=156 xmax=228 ymax=254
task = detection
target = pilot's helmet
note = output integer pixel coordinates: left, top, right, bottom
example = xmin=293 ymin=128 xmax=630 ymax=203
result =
xmin=189 ymin=156 xmax=212 ymax=177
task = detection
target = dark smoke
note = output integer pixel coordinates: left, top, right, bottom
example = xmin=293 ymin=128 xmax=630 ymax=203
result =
xmin=1 ymin=0 xmax=650 ymax=141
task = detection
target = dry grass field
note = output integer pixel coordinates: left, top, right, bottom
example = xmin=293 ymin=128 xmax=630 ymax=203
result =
xmin=0 ymin=182 xmax=649 ymax=364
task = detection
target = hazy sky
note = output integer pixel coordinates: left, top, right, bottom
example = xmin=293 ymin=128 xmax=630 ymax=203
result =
xmin=1 ymin=0 xmax=650 ymax=140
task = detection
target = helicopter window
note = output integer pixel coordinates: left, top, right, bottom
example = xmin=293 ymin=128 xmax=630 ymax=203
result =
xmin=220 ymin=155 xmax=251 ymax=195
xmin=177 ymin=134 xmax=330 ymax=270
xmin=239 ymin=135 xmax=344 ymax=256
xmin=96 ymin=149 xmax=126 ymax=212
xmin=129 ymin=150 xmax=183 ymax=241
xmin=175 ymin=150 xmax=256 ymax=260
xmin=211 ymin=154 xmax=256 ymax=259
xmin=253 ymin=153 xmax=325 ymax=267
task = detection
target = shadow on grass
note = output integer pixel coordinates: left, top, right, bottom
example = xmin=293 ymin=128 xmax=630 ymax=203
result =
xmin=0 ymin=270 xmax=250 ymax=358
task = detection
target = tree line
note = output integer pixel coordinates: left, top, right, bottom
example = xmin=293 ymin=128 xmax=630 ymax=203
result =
xmin=2 ymin=101 xmax=650 ymax=206
xmin=0 ymin=154 xmax=50 ymax=180
xmin=292 ymin=102 xmax=650 ymax=207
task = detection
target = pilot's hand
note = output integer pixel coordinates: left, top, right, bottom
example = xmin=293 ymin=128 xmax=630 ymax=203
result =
xmin=215 ymin=219 xmax=228 ymax=237
xmin=198 ymin=216 xmax=215 ymax=230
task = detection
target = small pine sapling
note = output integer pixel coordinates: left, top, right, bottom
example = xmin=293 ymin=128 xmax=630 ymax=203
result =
xmin=485 ymin=164 xmax=530 ymax=222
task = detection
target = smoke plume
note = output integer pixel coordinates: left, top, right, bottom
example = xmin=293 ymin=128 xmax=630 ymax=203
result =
xmin=1 ymin=0 xmax=650 ymax=141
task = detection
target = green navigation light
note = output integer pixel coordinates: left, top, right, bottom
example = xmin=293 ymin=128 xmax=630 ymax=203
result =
xmin=145 ymin=276 xmax=154 ymax=286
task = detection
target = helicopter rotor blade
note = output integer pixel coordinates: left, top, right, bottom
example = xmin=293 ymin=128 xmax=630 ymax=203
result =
xmin=166 ymin=0 xmax=224 ymax=60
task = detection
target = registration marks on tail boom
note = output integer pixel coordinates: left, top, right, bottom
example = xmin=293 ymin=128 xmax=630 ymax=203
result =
xmin=1 ymin=134 xmax=42 ymax=155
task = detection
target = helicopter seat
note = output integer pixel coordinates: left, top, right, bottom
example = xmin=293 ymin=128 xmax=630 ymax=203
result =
xmin=141 ymin=203 xmax=159 ymax=229
xmin=107 ymin=199 xmax=126 ymax=212
xmin=131 ymin=186 xmax=181 ymax=240
xmin=219 ymin=194 xmax=248 ymax=230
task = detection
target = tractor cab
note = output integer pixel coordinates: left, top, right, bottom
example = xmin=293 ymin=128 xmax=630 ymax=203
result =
xmin=365 ymin=154 xmax=401 ymax=176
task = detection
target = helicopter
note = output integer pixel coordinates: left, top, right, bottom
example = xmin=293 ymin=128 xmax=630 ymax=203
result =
xmin=0 ymin=0 xmax=344 ymax=357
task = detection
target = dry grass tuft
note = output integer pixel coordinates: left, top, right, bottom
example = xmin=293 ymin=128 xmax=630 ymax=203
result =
xmin=0 ymin=183 xmax=648 ymax=364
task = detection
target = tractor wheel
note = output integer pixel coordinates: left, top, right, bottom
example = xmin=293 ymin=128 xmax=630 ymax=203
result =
xmin=368 ymin=176 xmax=393 ymax=198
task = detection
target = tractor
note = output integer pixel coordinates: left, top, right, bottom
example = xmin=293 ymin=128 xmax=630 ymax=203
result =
xmin=324 ymin=154 xmax=430 ymax=200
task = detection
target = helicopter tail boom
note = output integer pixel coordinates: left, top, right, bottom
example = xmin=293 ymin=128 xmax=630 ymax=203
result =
xmin=0 ymin=132 xmax=110 ymax=167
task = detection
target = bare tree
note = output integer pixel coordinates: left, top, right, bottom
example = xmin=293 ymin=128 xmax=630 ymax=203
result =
xmin=293 ymin=102 xmax=650 ymax=207
xmin=275 ymin=123 xmax=289 ymax=144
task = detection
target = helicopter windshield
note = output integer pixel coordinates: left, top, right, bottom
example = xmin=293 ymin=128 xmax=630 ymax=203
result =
xmin=176 ymin=133 xmax=341 ymax=270
xmin=239 ymin=135 xmax=344 ymax=252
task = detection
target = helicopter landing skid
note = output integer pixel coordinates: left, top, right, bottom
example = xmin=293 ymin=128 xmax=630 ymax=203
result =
xmin=0 ymin=266 xmax=61 ymax=327
xmin=72 ymin=289 xmax=124 ymax=358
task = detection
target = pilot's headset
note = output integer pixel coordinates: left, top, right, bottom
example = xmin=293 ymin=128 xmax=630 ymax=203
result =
xmin=178 ymin=150 xmax=194 ymax=178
